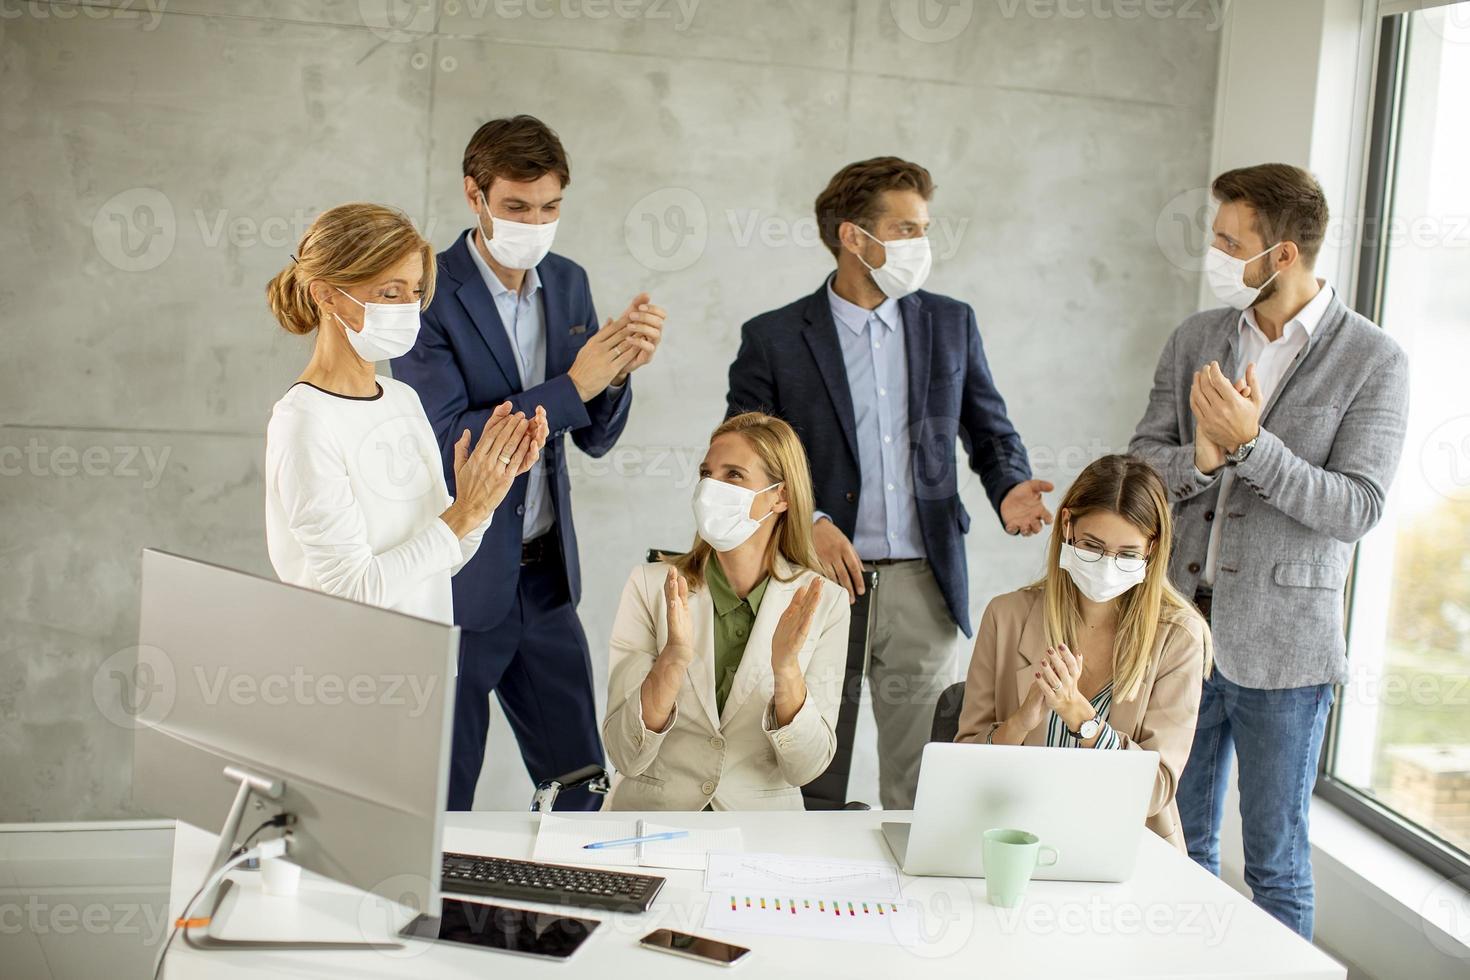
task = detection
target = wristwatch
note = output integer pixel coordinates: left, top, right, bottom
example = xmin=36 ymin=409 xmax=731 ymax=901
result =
xmin=1068 ymin=718 xmax=1101 ymax=741
xmin=1226 ymin=434 xmax=1259 ymax=465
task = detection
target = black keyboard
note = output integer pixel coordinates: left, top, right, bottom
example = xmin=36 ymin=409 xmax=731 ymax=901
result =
xmin=441 ymin=851 xmax=665 ymax=913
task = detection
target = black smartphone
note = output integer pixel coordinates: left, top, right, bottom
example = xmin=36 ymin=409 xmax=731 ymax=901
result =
xmin=401 ymin=898 xmax=599 ymax=961
xmin=639 ymin=928 xmax=751 ymax=967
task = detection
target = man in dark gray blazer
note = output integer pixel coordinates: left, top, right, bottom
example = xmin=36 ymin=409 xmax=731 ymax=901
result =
xmin=727 ymin=157 xmax=1052 ymax=809
xmin=1131 ymin=163 xmax=1409 ymax=940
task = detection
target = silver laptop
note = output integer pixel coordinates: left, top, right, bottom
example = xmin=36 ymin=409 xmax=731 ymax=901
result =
xmin=881 ymin=741 xmax=1159 ymax=881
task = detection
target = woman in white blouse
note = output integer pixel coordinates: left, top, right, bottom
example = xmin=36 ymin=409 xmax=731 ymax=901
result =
xmin=263 ymin=203 xmax=547 ymax=623
xmin=604 ymin=412 xmax=850 ymax=810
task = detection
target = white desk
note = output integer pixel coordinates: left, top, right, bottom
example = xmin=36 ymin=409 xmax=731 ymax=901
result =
xmin=163 ymin=810 xmax=1345 ymax=979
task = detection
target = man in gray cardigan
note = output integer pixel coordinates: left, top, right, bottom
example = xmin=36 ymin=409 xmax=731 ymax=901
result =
xmin=1130 ymin=163 xmax=1408 ymax=940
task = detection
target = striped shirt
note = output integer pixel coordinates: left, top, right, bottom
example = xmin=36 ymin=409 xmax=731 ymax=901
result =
xmin=1045 ymin=681 xmax=1123 ymax=750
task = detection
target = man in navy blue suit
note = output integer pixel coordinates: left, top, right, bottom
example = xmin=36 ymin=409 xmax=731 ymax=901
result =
xmin=394 ymin=115 xmax=666 ymax=810
xmin=727 ymin=157 xmax=1052 ymax=808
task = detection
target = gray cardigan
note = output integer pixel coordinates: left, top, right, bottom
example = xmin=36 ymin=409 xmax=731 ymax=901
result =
xmin=1129 ymin=292 xmax=1409 ymax=688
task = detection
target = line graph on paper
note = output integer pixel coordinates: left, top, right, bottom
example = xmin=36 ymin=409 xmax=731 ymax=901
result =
xmin=703 ymin=852 xmax=900 ymax=900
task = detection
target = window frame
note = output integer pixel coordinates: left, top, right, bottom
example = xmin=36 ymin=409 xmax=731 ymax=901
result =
xmin=1316 ymin=5 xmax=1470 ymax=885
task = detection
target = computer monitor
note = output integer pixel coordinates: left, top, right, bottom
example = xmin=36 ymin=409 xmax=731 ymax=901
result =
xmin=127 ymin=548 xmax=459 ymax=949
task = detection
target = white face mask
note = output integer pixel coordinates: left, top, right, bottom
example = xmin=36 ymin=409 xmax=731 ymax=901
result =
xmin=479 ymin=193 xmax=557 ymax=270
xmin=1205 ymin=243 xmax=1280 ymax=310
xmin=854 ymin=225 xmax=932 ymax=299
xmin=1059 ymin=542 xmax=1147 ymax=603
xmin=332 ymin=287 xmax=421 ymax=362
xmin=692 ymin=478 xmax=782 ymax=552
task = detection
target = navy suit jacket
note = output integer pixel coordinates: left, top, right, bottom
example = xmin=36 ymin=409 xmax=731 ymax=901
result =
xmin=392 ymin=229 xmax=632 ymax=632
xmin=726 ymin=283 xmax=1032 ymax=636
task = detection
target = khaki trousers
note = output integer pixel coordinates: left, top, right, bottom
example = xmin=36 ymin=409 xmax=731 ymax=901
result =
xmin=862 ymin=559 xmax=960 ymax=810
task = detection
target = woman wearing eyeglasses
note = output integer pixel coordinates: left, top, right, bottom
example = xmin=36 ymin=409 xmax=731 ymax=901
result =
xmin=955 ymin=454 xmax=1211 ymax=850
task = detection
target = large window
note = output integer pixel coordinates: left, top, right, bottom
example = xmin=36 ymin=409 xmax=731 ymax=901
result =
xmin=1321 ymin=1 xmax=1470 ymax=878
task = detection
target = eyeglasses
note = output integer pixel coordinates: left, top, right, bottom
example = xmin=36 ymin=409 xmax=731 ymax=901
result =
xmin=1066 ymin=539 xmax=1149 ymax=574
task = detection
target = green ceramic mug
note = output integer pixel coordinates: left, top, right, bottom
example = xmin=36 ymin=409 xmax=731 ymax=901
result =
xmin=982 ymin=828 xmax=1061 ymax=908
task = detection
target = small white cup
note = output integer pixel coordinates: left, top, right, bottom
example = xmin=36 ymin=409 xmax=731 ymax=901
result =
xmin=260 ymin=856 xmax=302 ymax=897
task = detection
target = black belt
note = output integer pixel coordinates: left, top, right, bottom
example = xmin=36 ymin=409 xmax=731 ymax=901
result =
xmin=1193 ymin=588 xmax=1213 ymax=622
xmin=866 ymin=557 xmax=922 ymax=567
xmin=521 ymin=532 xmax=557 ymax=567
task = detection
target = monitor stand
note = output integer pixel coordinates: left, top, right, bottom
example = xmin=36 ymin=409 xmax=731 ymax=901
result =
xmin=178 ymin=765 xmax=406 ymax=953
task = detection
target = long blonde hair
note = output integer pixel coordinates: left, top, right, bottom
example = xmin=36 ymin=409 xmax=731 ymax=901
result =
xmin=265 ymin=203 xmax=436 ymax=335
xmin=1034 ymin=455 xmax=1212 ymax=701
xmin=668 ymin=413 xmax=823 ymax=589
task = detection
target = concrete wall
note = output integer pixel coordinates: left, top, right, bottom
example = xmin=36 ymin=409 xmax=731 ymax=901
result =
xmin=0 ymin=0 xmax=1221 ymax=819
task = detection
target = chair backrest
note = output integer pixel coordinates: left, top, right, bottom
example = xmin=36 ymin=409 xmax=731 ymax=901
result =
xmin=930 ymin=681 xmax=967 ymax=744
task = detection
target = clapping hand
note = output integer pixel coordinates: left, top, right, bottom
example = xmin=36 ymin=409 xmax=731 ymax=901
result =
xmin=771 ymin=577 xmax=823 ymax=675
xmin=443 ymin=403 xmax=548 ymax=537
xmin=659 ymin=566 xmax=695 ymax=668
xmin=567 ymin=293 xmax=666 ymax=400
xmin=1191 ymin=362 xmax=1262 ymax=457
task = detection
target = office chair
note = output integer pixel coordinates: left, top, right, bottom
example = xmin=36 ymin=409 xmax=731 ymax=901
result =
xmin=929 ymin=681 xmax=967 ymax=745
xmin=531 ymin=764 xmax=610 ymax=812
xmin=645 ymin=549 xmax=871 ymax=812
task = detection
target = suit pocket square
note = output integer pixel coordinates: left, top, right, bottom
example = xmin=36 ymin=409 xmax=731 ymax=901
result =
xmin=569 ymin=324 xmax=588 ymax=336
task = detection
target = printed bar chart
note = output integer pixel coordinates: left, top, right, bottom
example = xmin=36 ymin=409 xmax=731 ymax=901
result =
xmin=703 ymin=892 xmax=916 ymax=945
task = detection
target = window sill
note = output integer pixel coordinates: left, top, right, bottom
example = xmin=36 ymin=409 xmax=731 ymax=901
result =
xmin=1309 ymin=794 xmax=1470 ymax=963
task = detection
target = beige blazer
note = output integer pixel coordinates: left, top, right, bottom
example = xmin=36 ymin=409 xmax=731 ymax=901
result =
xmin=603 ymin=558 xmax=849 ymax=811
xmin=955 ymin=587 xmax=1209 ymax=851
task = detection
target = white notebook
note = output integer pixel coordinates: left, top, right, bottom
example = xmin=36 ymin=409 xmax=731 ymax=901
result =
xmin=532 ymin=814 xmax=743 ymax=871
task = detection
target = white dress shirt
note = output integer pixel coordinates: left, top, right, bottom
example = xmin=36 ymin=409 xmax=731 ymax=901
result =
xmin=265 ymin=377 xmax=489 ymax=624
xmin=1202 ymin=280 xmax=1333 ymax=585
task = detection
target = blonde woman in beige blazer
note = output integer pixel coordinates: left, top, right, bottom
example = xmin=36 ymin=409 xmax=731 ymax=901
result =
xmin=957 ymin=455 xmax=1211 ymax=851
xmin=604 ymin=413 xmax=849 ymax=811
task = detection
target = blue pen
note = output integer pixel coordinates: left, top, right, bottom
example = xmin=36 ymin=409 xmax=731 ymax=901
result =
xmin=582 ymin=830 xmax=690 ymax=850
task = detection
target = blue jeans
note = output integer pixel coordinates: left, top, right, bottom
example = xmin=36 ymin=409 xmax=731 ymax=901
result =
xmin=1176 ymin=668 xmax=1334 ymax=940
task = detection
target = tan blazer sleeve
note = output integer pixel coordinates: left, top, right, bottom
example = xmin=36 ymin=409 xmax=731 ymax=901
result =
xmin=1116 ymin=614 xmax=1209 ymax=819
xmin=760 ymin=577 xmax=848 ymax=787
xmin=602 ymin=566 xmax=678 ymax=777
xmin=955 ymin=597 xmax=1002 ymax=744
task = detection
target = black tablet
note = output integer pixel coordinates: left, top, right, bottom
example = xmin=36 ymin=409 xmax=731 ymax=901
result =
xmin=401 ymin=898 xmax=599 ymax=961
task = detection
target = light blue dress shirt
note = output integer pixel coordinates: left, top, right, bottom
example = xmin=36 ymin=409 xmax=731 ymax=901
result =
xmin=467 ymin=238 xmax=554 ymax=542
xmin=825 ymin=277 xmax=925 ymax=561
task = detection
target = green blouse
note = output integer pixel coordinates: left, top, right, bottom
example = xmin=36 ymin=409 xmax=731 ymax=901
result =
xmin=705 ymin=559 xmax=770 ymax=714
